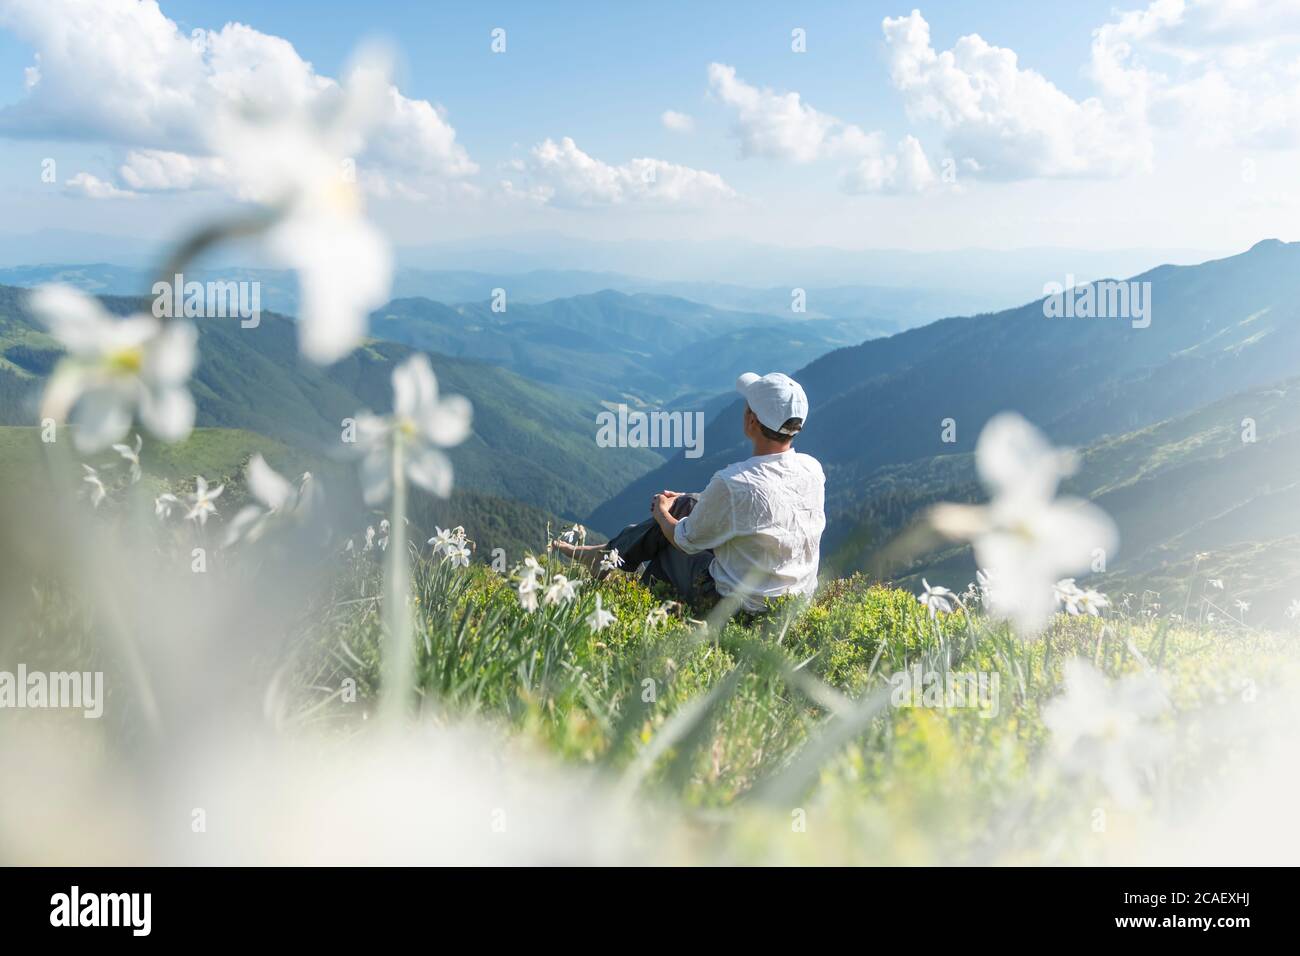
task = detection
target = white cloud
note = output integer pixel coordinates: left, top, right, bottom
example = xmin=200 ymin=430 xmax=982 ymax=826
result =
xmin=502 ymin=136 xmax=737 ymax=208
xmin=660 ymin=110 xmax=695 ymax=133
xmin=118 ymin=149 xmax=231 ymax=192
xmin=882 ymin=10 xmax=1151 ymax=180
xmin=707 ymin=62 xmax=937 ymax=194
xmin=64 ymin=172 xmax=138 ymax=200
xmin=1089 ymin=0 xmax=1300 ymax=149
xmin=707 ymin=62 xmax=871 ymax=163
xmin=0 ymin=0 xmax=475 ymax=193
xmin=844 ymin=134 xmax=937 ymax=195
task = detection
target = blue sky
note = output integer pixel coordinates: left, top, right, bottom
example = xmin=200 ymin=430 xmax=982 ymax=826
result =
xmin=1 ymin=0 xmax=1298 ymax=257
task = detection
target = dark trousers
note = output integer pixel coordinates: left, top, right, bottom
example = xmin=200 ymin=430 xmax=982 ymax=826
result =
xmin=606 ymin=493 xmax=717 ymax=605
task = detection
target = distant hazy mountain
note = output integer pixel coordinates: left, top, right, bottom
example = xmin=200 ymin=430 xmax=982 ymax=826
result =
xmin=0 ymin=262 xmax=978 ymax=329
xmin=394 ymin=233 xmax=1220 ymax=307
xmin=0 ymin=284 xmax=660 ymax=521
xmin=0 ymin=230 xmax=1221 ymax=321
xmin=369 ymin=290 xmax=894 ymax=407
xmin=0 ymin=265 xmax=903 ymax=411
xmin=591 ymin=240 xmax=1300 ymax=536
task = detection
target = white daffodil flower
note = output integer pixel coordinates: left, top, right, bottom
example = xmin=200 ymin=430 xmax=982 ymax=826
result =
xmin=224 ymin=455 xmax=319 ymax=547
xmin=363 ymin=525 xmax=377 ymax=552
xmin=543 ymin=573 xmax=578 ymax=608
xmin=917 ymin=578 xmax=956 ymax=618
xmin=1076 ymin=588 xmax=1110 ymax=617
xmin=559 ymin=524 xmax=587 ymax=546
xmin=111 ymin=433 xmax=143 ymax=483
xmin=377 ymin=519 xmax=390 ymax=551
xmin=428 ymin=525 xmax=469 ymax=559
xmin=1207 ymin=579 xmax=1225 ymax=590
xmin=1054 ymin=578 xmax=1084 ymax=614
xmin=186 ymin=475 xmax=224 ymax=527
xmin=586 ymin=594 xmax=616 ymax=632
xmin=444 ymin=542 xmax=471 ymax=569
xmin=353 ymin=354 xmax=472 ymax=506
xmin=29 ymin=285 xmax=197 ymax=453
xmin=1287 ymin=600 xmax=1300 ymax=620
xmin=646 ymin=602 xmax=678 ymax=628
xmin=598 ymin=548 xmax=625 ymax=573
xmin=516 ymin=567 xmax=542 ymax=613
xmin=1043 ymin=659 xmax=1170 ymax=807
xmin=1235 ymin=600 xmax=1250 ymax=615
xmin=155 ymin=492 xmax=180 ymax=519
xmin=511 ymin=556 xmax=546 ymax=608
xmin=209 ymin=54 xmax=395 ymax=365
xmin=931 ymin=413 xmax=1117 ymax=637
xmin=82 ymin=464 xmax=106 ymax=509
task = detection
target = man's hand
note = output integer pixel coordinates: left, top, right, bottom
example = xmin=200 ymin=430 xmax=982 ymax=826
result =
xmin=652 ymin=491 xmax=682 ymax=546
xmin=650 ymin=489 xmax=681 ymax=513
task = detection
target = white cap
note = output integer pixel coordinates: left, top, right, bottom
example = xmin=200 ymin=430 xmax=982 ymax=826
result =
xmin=736 ymin=371 xmax=809 ymax=436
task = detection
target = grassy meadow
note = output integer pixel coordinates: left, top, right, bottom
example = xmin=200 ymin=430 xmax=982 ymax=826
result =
xmin=5 ymin=436 xmax=1295 ymax=864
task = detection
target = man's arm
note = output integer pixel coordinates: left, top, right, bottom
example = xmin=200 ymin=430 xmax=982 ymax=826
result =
xmin=663 ymin=478 xmax=734 ymax=554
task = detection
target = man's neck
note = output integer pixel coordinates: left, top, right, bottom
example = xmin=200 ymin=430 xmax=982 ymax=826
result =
xmin=751 ymin=438 xmax=793 ymax=457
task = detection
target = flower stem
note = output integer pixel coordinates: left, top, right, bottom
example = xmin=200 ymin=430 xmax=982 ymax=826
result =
xmin=380 ymin=437 xmax=412 ymax=725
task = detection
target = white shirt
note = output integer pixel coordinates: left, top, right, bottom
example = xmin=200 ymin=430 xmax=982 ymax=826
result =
xmin=673 ymin=450 xmax=826 ymax=611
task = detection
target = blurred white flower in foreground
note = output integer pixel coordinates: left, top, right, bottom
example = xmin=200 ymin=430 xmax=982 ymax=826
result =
xmin=586 ymin=594 xmax=616 ymax=632
xmin=1043 ymin=659 xmax=1170 ymax=807
xmin=29 ymin=285 xmax=197 ymax=453
xmin=224 ymin=455 xmax=319 ymax=547
xmin=353 ymin=354 xmax=472 ymax=505
xmin=186 ymin=475 xmax=224 ymax=527
xmin=917 ymin=579 xmax=956 ymax=618
xmin=931 ymin=413 xmax=1116 ymax=636
xmin=111 ymin=433 xmax=143 ymax=483
xmin=154 ymin=492 xmax=180 ymax=519
xmin=210 ymin=53 xmax=395 ymax=365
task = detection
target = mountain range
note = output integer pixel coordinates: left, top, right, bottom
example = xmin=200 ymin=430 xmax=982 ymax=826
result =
xmin=4 ymin=239 xmax=1299 ymax=620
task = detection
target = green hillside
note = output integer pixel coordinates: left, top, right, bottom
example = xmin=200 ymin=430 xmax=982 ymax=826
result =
xmin=823 ymin=379 xmax=1300 ymax=623
xmin=0 ymin=284 xmax=660 ymax=521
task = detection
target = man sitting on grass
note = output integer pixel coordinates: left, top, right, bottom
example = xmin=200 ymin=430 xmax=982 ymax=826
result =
xmin=558 ymin=372 xmax=825 ymax=612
